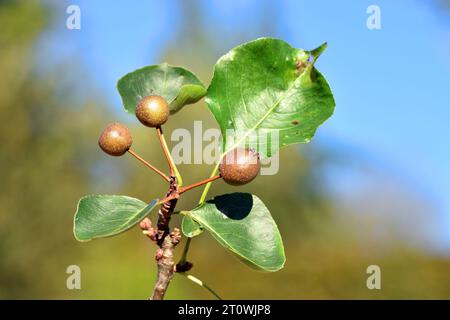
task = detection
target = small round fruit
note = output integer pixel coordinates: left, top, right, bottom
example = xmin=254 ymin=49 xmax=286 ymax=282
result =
xmin=219 ymin=148 xmax=260 ymax=186
xmin=98 ymin=122 xmax=132 ymax=156
xmin=135 ymin=95 xmax=169 ymax=127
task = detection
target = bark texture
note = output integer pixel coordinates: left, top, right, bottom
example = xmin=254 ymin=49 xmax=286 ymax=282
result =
xmin=149 ymin=178 xmax=180 ymax=300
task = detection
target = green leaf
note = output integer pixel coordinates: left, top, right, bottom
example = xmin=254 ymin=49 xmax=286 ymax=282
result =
xmin=181 ymin=215 xmax=204 ymax=238
xmin=169 ymin=84 xmax=207 ymax=113
xmin=74 ymin=195 xmax=158 ymax=241
xmin=185 ymin=193 xmax=285 ymax=272
xmin=206 ymin=38 xmax=335 ymax=157
xmin=309 ymin=42 xmax=327 ymax=61
xmin=117 ymin=63 xmax=206 ymax=115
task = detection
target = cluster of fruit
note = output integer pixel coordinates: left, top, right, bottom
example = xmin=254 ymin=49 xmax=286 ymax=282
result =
xmin=98 ymin=95 xmax=261 ymax=186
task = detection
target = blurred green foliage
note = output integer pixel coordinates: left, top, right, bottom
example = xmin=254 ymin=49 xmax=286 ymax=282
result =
xmin=1 ymin=0 xmax=450 ymax=299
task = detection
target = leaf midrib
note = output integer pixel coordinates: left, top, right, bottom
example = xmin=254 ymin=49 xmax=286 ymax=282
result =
xmin=219 ymin=62 xmax=305 ymax=158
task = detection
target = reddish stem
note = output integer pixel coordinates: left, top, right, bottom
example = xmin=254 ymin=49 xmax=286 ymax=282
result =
xmin=127 ymin=149 xmax=170 ymax=182
xmin=179 ymin=175 xmax=221 ymax=194
xmin=159 ymin=193 xmax=179 ymax=204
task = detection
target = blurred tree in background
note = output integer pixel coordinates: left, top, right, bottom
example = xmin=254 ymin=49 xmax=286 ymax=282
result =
xmin=1 ymin=0 xmax=450 ymax=299
xmin=0 ymin=0 xmax=107 ymax=298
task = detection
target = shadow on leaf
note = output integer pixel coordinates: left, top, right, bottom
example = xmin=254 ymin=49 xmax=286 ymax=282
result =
xmin=207 ymin=193 xmax=253 ymax=220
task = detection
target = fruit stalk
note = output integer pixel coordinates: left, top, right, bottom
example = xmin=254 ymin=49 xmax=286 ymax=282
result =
xmin=156 ymin=126 xmax=183 ymax=186
xmin=179 ymin=175 xmax=221 ymax=194
xmin=127 ymin=149 xmax=170 ymax=182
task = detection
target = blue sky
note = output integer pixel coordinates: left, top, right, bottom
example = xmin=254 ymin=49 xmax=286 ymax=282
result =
xmin=42 ymin=0 xmax=450 ymax=246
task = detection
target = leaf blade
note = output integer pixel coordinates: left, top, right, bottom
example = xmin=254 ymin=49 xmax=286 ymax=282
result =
xmin=74 ymin=195 xmax=158 ymax=241
xmin=181 ymin=215 xmax=204 ymax=238
xmin=186 ymin=193 xmax=285 ymax=272
xmin=117 ymin=63 xmax=206 ymax=115
xmin=206 ymin=38 xmax=335 ymax=157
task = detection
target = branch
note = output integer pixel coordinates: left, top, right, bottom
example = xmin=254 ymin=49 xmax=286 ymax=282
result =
xmin=151 ymin=227 xmax=181 ymax=300
xmin=141 ymin=178 xmax=181 ymax=300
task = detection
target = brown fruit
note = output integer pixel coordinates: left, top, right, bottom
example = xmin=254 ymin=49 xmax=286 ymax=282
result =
xmin=219 ymin=148 xmax=260 ymax=186
xmin=98 ymin=123 xmax=132 ymax=156
xmin=135 ymin=95 xmax=169 ymax=127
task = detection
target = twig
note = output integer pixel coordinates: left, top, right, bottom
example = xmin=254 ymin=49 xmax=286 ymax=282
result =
xmin=179 ymin=175 xmax=221 ymax=194
xmin=141 ymin=177 xmax=181 ymax=300
xmin=127 ymin=149 xmax=170 ymax=182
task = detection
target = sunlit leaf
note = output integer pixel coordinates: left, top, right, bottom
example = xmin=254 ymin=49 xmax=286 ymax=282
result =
xmin=181 ymin=215 xmax=204 ymax=238
xmin=117 ymin=63 xmax=206 ymax=115
xmin=185 ymin=193 xmax=285 ymax=271
xmin=74 ymin=195 xmax=158 ymax=241
xmin=206 ymin=38 xmax=335 ymax=157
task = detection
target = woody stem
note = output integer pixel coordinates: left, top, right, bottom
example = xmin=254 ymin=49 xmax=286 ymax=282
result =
xmin=150 ymin=178 xmax=180 ymax=300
